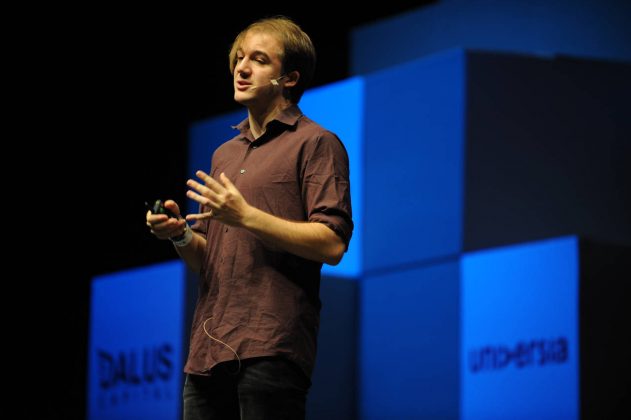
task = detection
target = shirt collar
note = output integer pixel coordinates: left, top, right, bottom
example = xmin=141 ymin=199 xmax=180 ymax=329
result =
xmin=232 ymin=105 xmax=303 ymax=135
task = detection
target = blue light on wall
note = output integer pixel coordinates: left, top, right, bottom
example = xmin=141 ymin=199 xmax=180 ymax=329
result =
xmin=87 ymin=261 xmax=185 ymax=420
xmin=300 ymin=78 xmax=364 ymax=278
xmin=360 ymin=261 xmax=460 ymax=419
xmin=352 ymin=0 xmax=631 ymax=75
xmin=363 ymin=49 xmax=466 ymax=271
xmin=461 ymin=236 xmax=579 ymax=420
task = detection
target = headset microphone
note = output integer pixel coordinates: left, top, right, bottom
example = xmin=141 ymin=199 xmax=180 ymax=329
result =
xmin=270 ymin=74 xmax=288 ymax=86
xmin=246 ymin=75 xmax=288 ymax=90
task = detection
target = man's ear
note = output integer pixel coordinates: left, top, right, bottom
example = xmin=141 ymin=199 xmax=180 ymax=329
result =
xmin=284 ymin=70 xmax=300 ymax=88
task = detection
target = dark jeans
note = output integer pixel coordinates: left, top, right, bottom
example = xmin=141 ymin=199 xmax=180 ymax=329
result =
xmin=182 ymin=357 xmax=311 ymax=420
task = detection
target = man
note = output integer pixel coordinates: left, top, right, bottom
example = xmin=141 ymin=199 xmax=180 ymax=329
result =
xmin=146 ymin=16 xmax=353 ymax=420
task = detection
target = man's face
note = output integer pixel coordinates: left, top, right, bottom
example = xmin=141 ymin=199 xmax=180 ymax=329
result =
xmin=233 ymin=31 xmax=285 ymax=106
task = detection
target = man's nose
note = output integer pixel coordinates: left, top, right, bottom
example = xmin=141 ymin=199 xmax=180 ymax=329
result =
xmin=235 ymin=59 xmax=251 ymax=76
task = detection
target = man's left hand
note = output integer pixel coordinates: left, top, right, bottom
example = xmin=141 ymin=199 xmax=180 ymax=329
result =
xmin=185 ymin=171 xmax=252 ymax=227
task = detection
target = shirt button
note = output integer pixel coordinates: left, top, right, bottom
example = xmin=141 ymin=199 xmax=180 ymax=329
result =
xmin=240 ymin=169 xmax=246 ymax=174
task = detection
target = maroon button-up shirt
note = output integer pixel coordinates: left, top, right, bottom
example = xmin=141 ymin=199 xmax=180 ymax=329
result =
xmin=184 ymin=105 xmax=353 ymax=378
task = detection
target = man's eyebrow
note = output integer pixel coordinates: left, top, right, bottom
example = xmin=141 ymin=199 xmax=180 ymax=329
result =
xmin=251 ymin=50 xmax=270 ymax=60
xmin=237 ymin=48 xmax=271 ymax=59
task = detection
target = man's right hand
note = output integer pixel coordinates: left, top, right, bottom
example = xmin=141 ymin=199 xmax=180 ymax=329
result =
xmin=146 ymin=199 xmax=188 ymax=240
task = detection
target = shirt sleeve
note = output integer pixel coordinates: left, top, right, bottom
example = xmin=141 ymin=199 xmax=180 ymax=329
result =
xmin=302 ymin=131 xmax=354 ymax=249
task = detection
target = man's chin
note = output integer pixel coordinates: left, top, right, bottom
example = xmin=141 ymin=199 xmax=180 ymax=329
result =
xmin=234 ymin=93 xmax=252 ymax=106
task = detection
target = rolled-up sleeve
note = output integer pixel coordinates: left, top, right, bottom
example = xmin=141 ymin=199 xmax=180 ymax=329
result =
xmin=302 ymin=131 xmax=354 ymax=249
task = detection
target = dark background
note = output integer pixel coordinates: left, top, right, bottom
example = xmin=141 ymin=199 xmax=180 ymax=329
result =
xmin=38 ymin=4 xmax=433 ymax=419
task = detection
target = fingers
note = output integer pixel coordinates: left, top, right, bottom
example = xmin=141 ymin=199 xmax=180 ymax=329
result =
xmin=186 ymin=210 xmax=213 ymax=222
xmin=187 ymin=177 xmax=224 ymax=204
xmin=186 ymin=189 xmax=221 ymax=209
xmin=146 ymin=216 xmax=187 ymax=240
xmin=219 ymin=172 xmax=236 ymax=190
xmin=146 ymin=171 xmax=236 ymax=239
xmin=163 ymin=199 xmax=181 ymax=218
xmin=185 ymin=171 xmax=243 ymax=225
xmin=187 ymin=171 xmax=232 ymax=210
xmin=195 ymin=170 xmax=224 ymax=194
xmin=146 ymin=213 xmax=168 ymax=225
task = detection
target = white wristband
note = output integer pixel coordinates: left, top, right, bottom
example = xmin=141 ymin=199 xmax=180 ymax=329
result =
xmin=170 ymin=224 xmax=193 ymax=247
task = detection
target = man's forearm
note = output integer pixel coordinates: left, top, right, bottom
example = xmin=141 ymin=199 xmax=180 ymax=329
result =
xmin=242 ymin=206 xmax=345 ymax=265
xmin=174 ymin=231 xmax=207 ymax=273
